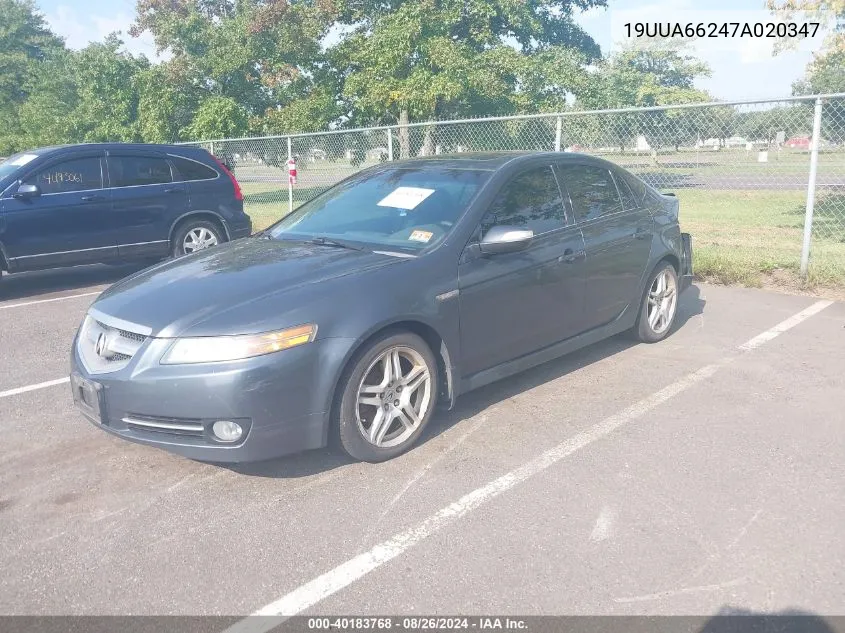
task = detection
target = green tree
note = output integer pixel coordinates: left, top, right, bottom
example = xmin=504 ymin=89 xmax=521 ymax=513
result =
xmin=130 ymin=0 xmax=337 ymax=128
xmin=15 ymin=35 xmax=148 ymax=148
xmin=184 ymin=95 xmax=249 ymax=140
xmin=792 ymin=33 xmax=845 ymax=143
xmin=137 ymin=59 xmax=202 ymax=143
xmin=767 ymin=0 xmax=845 ymax=54
xmin=769 ymin=0 xmax=845 ymax=140
xmin=254 ymin=84 xmax=343 ymax=135
xmin=587 ymin=43 xmax=712 ymax=151
xmin=0 ymin=0 xmax=65 ymax=153
xmin=13 ymin=50 xmax=78 ymax=149
xmin=328 ymin=0 xmax=607 ymax=157
xmin=68 ymin=35 xmax=149 ymax=142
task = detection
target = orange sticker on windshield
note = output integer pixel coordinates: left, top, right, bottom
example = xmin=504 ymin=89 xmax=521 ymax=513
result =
xmin=409 ymin=230 xmax=433 ymax=243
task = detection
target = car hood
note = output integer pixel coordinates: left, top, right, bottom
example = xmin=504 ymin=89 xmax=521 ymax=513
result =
xmin=92 ymin=237 xmax=407 ymax=337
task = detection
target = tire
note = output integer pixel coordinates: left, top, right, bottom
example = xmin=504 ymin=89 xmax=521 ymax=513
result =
xmin=171 ymin=220 xmax=224 ymax=257
xmin=632 ymin=261 xmax=679 ymax=343
xmin=336 ymin=331 xmax=439 ymax=462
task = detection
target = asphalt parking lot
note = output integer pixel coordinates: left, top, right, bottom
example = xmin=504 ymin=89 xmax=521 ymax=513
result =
xmin=1 ymin=266 xmax=843 ymax=620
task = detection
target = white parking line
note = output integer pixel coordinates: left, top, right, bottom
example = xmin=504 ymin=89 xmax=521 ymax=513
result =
xmin=0 ymin=290 xmax=101 ymax=311
xmin=738 ymin=299 xmax=833 ymax=351
xmin=0 ymin=377 xmax=70 ymax=399
xmin=225 ymin=299 xmax=833 ymax=631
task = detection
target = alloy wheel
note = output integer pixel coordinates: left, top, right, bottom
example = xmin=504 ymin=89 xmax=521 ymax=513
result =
xmin=647 ymin=268 xmax=678 ymax=335
xmin=355 ymin=346 xmax=432 ymax=448
xmin=183 ymin=227 xmax=218 ymax=254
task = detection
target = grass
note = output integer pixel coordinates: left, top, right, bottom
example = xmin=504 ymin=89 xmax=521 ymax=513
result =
xmin=676 ymin=189 xmax=845 ymax=289
xmin=237 ymin=180 xmax=845 ymax=292
xmin=241 ymin=182 xmax=326 ymax=229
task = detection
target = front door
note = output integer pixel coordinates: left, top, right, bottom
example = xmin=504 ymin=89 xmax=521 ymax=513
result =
xmin=555 ymin=164 xmax=653 ymax=330
xmin=106 ymin=153 xmax=187 ymax=259
xmin=2 ymin=152 xmax=115 ymax=271
xmin=458 ymin=165 xmax=587 ymax=377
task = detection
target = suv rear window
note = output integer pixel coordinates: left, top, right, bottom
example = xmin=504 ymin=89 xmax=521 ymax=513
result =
xmin=171 ymin=157 xmax=218 ymax=182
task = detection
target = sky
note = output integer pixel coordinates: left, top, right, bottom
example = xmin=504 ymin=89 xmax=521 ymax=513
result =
xmin=36 ymin=0 xmax=833 ymax=102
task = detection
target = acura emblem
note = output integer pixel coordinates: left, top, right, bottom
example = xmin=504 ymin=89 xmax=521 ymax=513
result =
xmin=95 ymin=332 xmax=108 ymax=357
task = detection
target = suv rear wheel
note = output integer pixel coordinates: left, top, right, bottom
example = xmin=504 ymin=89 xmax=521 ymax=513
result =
xmin=172 ymin=220 xmax=223 ymax=257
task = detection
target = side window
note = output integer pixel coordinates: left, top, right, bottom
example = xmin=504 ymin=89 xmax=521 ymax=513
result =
xmin=555 ymin=165 xmax=623 ymax=223
xmin=614 ymin=172 xmax=640 ymax=211
xmin=108 ymin=156 xmax=172 ymax=188
xmin=170 ymin=156 xmax=218 ymax=182
xmin=623 ymin=173 xmax=647 ymax=206
xmin=23 ymin=157 xmax=103 ymax=195
xmin=480 ymin=166 xmax=565 ymax=236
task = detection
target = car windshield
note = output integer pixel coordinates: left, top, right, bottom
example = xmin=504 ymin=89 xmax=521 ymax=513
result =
xmin=0 ymin=151 xmax=40 ymax=179
xmin=269 ymin=166 xmax=491 ymax=252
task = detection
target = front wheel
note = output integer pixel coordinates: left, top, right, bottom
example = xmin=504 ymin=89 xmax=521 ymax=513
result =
xmin=633 ymin=262 xmax=679 ymax=343
xmin=336 ymin=332 xmax=438 ymax=462
xmin=172 ymin=220 xmax=223 ymax=257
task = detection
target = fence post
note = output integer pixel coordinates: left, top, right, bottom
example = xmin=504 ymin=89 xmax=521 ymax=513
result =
xmin=800 ymin=97 xmax=824 ymax=278
xmin=287 ymin=136 xmax=293 ymax=215
xmin=554 ymin=116 xmax=562 ymax=152
xmin=387 ymin=128 xmax=394 ymax=161
xmin=210 ymin=140 xmax=215 ymax=156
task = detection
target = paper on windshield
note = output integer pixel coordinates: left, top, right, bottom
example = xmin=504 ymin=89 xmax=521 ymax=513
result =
xmin=377 ymin=187 xmax=435 ymax=210
xmin=8 ymin=154 xmax=38 ymax=166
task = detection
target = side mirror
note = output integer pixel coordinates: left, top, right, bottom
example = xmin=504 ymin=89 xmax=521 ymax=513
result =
xmin=13 ymin=183 xmax=41 ymax=199
xmin=478 ymin=225 xmax=534 ymax=255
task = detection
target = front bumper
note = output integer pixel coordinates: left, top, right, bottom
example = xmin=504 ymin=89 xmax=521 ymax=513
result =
xmin=70 ymin=334 xmax=354 ymax=463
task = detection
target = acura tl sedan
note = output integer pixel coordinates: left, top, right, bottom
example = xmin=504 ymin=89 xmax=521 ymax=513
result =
xmin=71 ymin=152 xmax=693 ymax=463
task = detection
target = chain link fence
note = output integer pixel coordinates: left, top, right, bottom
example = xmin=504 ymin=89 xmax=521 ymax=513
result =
xmin=186 ymin=94 xmax=845 ymax=285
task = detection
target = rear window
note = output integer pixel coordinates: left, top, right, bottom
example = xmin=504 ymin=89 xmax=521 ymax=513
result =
xmin=623 ymin=173 xmax=648 ymax=205
xmin=613 ymin=172 xmax=640 ymax=211
xmin=170 ymin=157 xmax=218 ymax=182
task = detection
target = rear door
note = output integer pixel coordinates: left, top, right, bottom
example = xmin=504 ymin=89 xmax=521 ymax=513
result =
xmin=555 ymin=163 xmax=653 ymax=331
xmin=458 ymin=165 xmax=587 ymax=377
xmin=106 ymin=152 xmax=187 ymax=259
xmin=2 ymin=151 xmax=115 ymax=270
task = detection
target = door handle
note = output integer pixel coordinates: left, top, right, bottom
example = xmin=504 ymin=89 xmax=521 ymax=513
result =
xmin=560 ymin=248 xmax=586 ymax=264
xmin=634 ymin=227 xmax=650 ymax=240
xmin=164 ymin=187 xmax=184 ymax=194
xmin=80 ymin=195 xmax=103 ymax=202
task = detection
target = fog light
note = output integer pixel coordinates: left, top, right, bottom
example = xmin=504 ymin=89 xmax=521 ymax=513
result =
xmin=212 ymin=420 xmax=243 ymax=442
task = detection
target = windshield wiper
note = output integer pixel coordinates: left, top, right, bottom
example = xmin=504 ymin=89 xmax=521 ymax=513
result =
xmin=307 ymin=236 xmax=366 ymax=251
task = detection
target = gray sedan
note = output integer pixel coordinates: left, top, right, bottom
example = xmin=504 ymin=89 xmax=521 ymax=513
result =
xmin=70 ymin=152 xmax=693 ymax=463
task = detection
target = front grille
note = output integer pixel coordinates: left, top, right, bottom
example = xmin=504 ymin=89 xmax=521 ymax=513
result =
xmin=117 ymin=329 xmax=147 ymax=343
xmin=77 ymin=314 xmax=149 ymax=375
xmin=123 ymin=414 xmax=205 ymax=438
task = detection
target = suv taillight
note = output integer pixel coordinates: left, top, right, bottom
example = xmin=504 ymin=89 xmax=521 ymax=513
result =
xmin=211 ymin=155 xmax=243 ymax=201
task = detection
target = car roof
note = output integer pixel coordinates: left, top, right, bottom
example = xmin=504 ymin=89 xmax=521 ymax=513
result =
xmin=375 ymin=151 xmax=621 ymax=172
xmin=27 ymin=142 xmax=205 ymax=156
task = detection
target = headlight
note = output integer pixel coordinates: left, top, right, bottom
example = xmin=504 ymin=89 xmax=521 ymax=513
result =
xmin=160 ymin=324 xmax=317 ymax=364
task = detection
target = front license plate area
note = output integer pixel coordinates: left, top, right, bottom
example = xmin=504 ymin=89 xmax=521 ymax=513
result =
xmin=71 ymin=373 xmax=103 ymax=424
